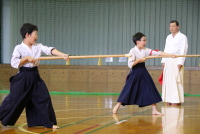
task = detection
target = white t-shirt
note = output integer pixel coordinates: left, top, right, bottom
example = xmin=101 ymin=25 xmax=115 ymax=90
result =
xmin=11 ymin=42 xmax=55 ymax=68
xmin=128 ymin=46 xmax=161 ymax=68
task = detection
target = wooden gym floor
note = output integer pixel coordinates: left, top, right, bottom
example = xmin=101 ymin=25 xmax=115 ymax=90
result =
xmin=0 ymin=94 xmax=200 ymax=134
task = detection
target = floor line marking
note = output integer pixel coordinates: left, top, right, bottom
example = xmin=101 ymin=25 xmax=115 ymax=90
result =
xmin=17 ymin=105 xmax=149 ymax=134
xmin=74 ymin=125 xmax=100 ymax=134
xmin=99 ymin=107 xmax=150 ymax=125
xmin=85 ymin=109 xmax=152 ymax=134
xmin=114 ymin=120 xmax=127 ymax=124
xmin=55 ymin=108 xmax=114 ymax=112
xmin=18 ymin=123 xmax=40 ymax=134
xmin=40 ymin=108 xmax=128 ymax=134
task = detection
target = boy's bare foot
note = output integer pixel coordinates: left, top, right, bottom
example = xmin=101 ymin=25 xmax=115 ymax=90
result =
xmin=52 ymin=125 xmax=59 ymax=129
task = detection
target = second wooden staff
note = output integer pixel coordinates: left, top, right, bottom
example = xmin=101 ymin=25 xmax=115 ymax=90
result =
xmin=145 ymin=55 xmax=200 ymax=59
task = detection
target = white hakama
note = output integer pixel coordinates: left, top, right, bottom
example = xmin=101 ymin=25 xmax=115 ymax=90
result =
xmin=162 ymin=58 xmax=184 ymax=103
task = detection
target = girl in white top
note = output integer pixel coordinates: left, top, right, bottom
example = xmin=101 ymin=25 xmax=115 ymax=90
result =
xmin=113 ymin=32 xmax=176 ymax=115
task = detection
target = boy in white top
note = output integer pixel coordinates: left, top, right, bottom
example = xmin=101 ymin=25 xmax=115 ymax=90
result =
xmin=0 ymin=23 xmax=69 ymax=129
xmin=161 ymin=20 xmax=188 ymax=106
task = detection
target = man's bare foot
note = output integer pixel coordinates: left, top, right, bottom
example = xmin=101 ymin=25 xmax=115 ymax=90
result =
xmin=52 ymin=125 xmax=59 ymax=129
xmin=112 ymin=105 xmax=120 ymax=114
xmin=152 ymin=111 xmax=164 ymax=115
xmin=171 ymin=103 xmax=181 ymax=106
xmin=166 ymin=103 xmax=171 ymax=105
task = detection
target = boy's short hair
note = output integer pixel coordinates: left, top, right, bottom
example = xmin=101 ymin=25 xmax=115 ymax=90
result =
xmin=20 ymin=23 xmax=38 ymax=39
xmin=170 ymin=20 xmax=179 ymax=26
xmin=132 ymin=32 xmax=146 ymax=45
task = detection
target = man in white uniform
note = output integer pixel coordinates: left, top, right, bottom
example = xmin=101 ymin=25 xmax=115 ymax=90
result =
xmin=161 ymin=20 xmax=188 ymax=106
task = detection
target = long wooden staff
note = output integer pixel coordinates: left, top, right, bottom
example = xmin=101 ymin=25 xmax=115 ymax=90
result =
xmin=37 ymin=54 xmax=200 ymax=60
xmin=145 ymin=55 xmax=200 ymax=59
xmin=38 ymin=54 xmax=131 ymax=60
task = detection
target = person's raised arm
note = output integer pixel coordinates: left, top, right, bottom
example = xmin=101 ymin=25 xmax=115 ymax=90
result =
xmin=51 ymin=49 xmax=69 ymax=60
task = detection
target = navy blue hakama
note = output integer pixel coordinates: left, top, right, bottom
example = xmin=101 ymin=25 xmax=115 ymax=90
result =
xmin=0 ymin=67 xmax=57 ymax=128
xmin=117 ymin=62 xmax=162 ymax=107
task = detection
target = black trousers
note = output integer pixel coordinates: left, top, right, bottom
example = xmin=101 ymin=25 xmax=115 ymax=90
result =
xmin=0 ymin=67 xmax=57 ymax=128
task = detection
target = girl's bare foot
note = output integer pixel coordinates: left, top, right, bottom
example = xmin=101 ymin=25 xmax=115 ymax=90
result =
xmin=112 ymin=104 xmax=120 ymax=114
xmin=152 ymin=114 xmax=163 ymax=124
xmin=112 ymin=114 xmax=120 ymax=122
xmin=152 ymin=111 xmax=164 ymax=115
xmin=52 ymin=125 xmax=59 ymax=129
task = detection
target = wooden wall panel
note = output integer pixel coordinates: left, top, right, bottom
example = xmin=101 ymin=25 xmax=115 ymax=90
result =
xmin=49 ymin=69 xmax=69 ymax=82
xmin=107 ymin=70 xmax=127 ymax=93
xmin=107 ymin=70 xmax=127 ymax=83
xmin=69 ymin=69 xmax=88 ymax=82
xmin=0 ymin=65 xmax=200 ymax=95
xmin=184 ymin=71 xmax=190 ymax=85
xmin=88 ymin=69 xmax=107 ymax=92
xmin=183 ymin=70 xmax=191 ymax=94
xmin=88 ymin=69 xmax=107 ymax=82
xmin=190 ymin=71 xmax=200 ymax=94
xmin=148 ymin=70 xmax=162 ymax=84
xmin=0 ymin=68 xmax=16 ymax=90
xmin=39 ymin=69 xmax=50 ymax=82
xmin=107 ymin=82 xmax=125 ymax=93
xmin=68 ymin=81 xmax=89 ymax=92
xmin=49 ymin=81 xmax=68 ymax=92
xmin=88 ymin=82 xmax=107 ymax=93
xmin=146 ymin=70 xmax=162 ymax=92
xmin=190 ymin=71 xmax=200 ymax=84
xmin=184 ymin=84 xmax=191 ymax=94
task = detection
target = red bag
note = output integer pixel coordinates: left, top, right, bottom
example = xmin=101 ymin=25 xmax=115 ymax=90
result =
xmin=158 ymin=72 xmax=163 ymax=85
